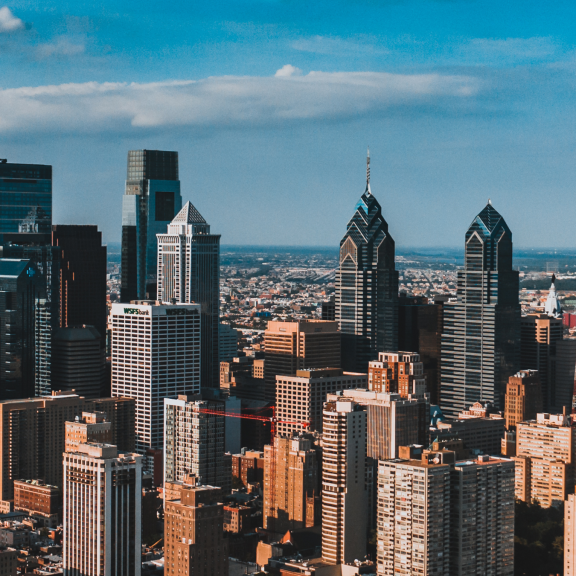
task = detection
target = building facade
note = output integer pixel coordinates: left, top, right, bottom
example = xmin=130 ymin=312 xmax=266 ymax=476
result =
xmin=157 ymin=202 xmax=221 ymax=388
xmin=504 ymin=369 xmax=543 ymax=430
xmin=440 ymin=202 xmax=520 ymax=417
xmin=368 ymin=351 xmax=427 ymax=397
xmin=219 ymin=323 xmax=239 ymax=363
xmin=121 ymin=150 xmax=182 ymax=302
xmin=336 ymin=152 xmax=398 ymax=374
xmin=63 ymin=443 xmax=142 ymax=576
xmin=565 ymin=493 xmax=576 ymax=576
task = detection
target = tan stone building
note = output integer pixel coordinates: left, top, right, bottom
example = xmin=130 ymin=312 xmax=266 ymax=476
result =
xmin=513 ymin=410 xmax=576 ymax=507
xmin=368 ymin=351 xmax=426 ymax=396
xmin=164 ymin=476 xmax=228 ymax=576
xmin=565 ymin=493 xmax=576 ymax=575
xmin=264 ymin=320 xmax=341 ymax=403
xmin=13 ymin=480 xmax=60 ymax=527
xmin=263 ymin=435 xmax=318 ymax=532
xmin=64 ymin=411 xmax=112 ymax=453
xmin=504 ymin=370 xmax=543 ymax=430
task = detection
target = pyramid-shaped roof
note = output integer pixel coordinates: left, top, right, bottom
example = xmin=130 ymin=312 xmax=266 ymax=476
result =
xmin=476 ymin=202 xmax=503 ymax=233
xmin=171 ymin=201 xmax=206 ymax=224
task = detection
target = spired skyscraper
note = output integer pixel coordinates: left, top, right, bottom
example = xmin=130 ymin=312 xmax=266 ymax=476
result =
xmin=336 ymin=151 xmax=398 ymax=373
xmin=440 ymin=201 xmax=520 ymax=418
xmin=157 ymin=202 xmax=221 ymax=388
xmin=121 ymin=150 xmax=182 ymax=302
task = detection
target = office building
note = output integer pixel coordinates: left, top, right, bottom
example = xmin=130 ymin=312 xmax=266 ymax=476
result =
xmin=565 ymin=493 xmax=576 ymax=576
xmin=328 ymin=388 xmax=429 ymax=460
xmin=157 ymin=201 xmax=221 ymax=388
xmin=0 ymin=392 xmax=135 ymax=503
xmin=111 ymin=302 xmax=201 ymax=455
xmin=321 ymin=398 xmax=367 ymax=565
xmin=0 ymin=259 xmax=44 ymax=399
xmin=264 ymin=320 xmax=341 ymax=403
xmin=219 ymin=322 xmax=239 ymax=362
xmin=263 ymin=435 xmax=318 ymax=532
xmin=368 ymin=351 xmax=427 ymax=397
xmin=52 ymin=225 xmax=107 ymax=345
xmin=63 ymin=443 xmax=142 ymax=576
xmin=34 ymin=300 xmax=52 ymax=396
xmin=121 ymin=149 xmax=182 ymax=301
xmin=398 ymin=294 xmax=445 ymax=404
xmin=514 ymin=410 xmax=576 ymax=507
xmin=521 ymin=305 xmax=576 ymax=413
xmin=13 ymin=480 xmax=60 ymax=527
xmin=164 ymin=395 xmax=227 ymax=490
xmin=85 ymin=397 xmax=136 ymax=452
xmin=336 ymin=151 xmax=398 ymax=373
xmin=64 ymin=411 xmax=112 ymax=453
xmin=276 ymin=368 xmax=367 ymax=437
xmin=440 ymin=202 xmax=520 ymax=417
xmin=0 ymin=160 xmax=52 ymax=234
xmin=504 ymin=370 xmax=543 ymax=430
xmin=164 ymin=475 xmax=228 ymax=576
xmin=321 ymin=297 xmax=335 ymax=321
xmin=51 ymin=326 xmax=105 ymax=398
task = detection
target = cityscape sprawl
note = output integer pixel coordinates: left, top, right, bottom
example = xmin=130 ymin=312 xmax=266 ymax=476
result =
xmin=1 ymin=150 xmax=576 ymax=575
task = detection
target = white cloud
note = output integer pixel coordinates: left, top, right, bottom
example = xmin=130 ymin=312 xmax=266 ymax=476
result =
xmin=0 ymin=6 xmax=23 ymax=32
xmin=0 ymin=70 xmax=479 ymax=134
xmin=275 ymin=64 xmax=302 ymax=77
xmin=37 ymin=38 xmax=85 ymax=59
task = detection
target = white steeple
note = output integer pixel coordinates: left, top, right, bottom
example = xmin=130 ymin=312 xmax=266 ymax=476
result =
xmin=544 ymin=274 xmax=563 ymax=318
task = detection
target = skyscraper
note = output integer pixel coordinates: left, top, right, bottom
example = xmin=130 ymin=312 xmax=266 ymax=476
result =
xmin=440 ymin=201 xmax=520 ymax=417
xmin=157 ymin=202 xmax=221 ymax=388
xmin=121 ymin=150 xmax=182 ymax=302
xmin=63 ymin=443 xmax=142 ymax=576
xmin=52 ymin=225 xmax=107 ymax=345
xmin=0 ymin=160 xmax=52 ymax=234
xmin=336 ymin=151 xmax=398 ymax=373
xmin=110 ymin=302 xmax=201 ymax=456
xmin=504 ymin=369 xmax=543 ymax=430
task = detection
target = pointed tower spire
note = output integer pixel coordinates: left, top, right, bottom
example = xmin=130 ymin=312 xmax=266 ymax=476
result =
xmin=366 ymin=147 xmax=371 ymax=194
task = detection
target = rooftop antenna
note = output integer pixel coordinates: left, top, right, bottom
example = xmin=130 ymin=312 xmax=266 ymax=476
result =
xmin=488 ymin=198 xmax=492 ymax=205
xmin=366 ymin=147 xmax=371 ymax=195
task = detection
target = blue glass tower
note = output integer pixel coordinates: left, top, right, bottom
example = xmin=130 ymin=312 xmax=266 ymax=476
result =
xmin=121 ymin=150 xmax=182 ymax=302
xmin=440 ymin=201 xmax=520 ymax=417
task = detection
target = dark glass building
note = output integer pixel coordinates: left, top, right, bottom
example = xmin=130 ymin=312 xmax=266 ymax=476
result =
xmin=0 ymin=259 xmax=45 ymax=399
xmin=157 ymin=202 xmax=221 ymax=388
xmin=52 ymin=225 xmax=108 ymax=345
xmin=336 ymin=152 xmax=398 ymax=373
xmin=121 ymin=150 xmax=182 ymax=302
xmin=0 ymin=160 xmax=52 ymax=234
xmin=440 ymin=202 xmax=520 ymax=417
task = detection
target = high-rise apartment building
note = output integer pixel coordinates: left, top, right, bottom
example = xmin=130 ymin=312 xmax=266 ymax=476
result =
xmin=0 ymin=259 xmax=44 ymax=399
xmin=336 ymin=152 xmax=398 ymax=373
xmin=52 ymin=225 xmax=107 ymax=344
xmin=121 ymin=150 xmax=182 ymax=301
xmin=35 ymin=299 xmax=52 ymax=396
xmin=164 ymin=395 xmax=227 ymax=490
xmin=164 ymin=475 xmax=228 ymax=576
xmin=263 ymin=435 xmax=318 ymax=532
xmin=0 ymin=161 xmax=52 ymax=234
xmin=513 ymin=410 xmax=576 ymax=507
xmin=565 ymin=493 xmax=576 ymax=576
xmin=275 ymin=368 xmax=367 ymax=437
xmin=321 ymin=398 xmax=367 ymax=565
xmin=111 ymin=302 xmax=201 ymax=455
xmin=398 ymin=295 xmax=445 ymax=404
xmin=264 ymin=320 xmax=341 ymax=404
xmin=51 ymin=326 xmax=105 ymax=398
xmin=63 ymin=443 xmax=142 ymax=576
xmin=157 ymin=202 xmax=221 ymax=388
xmin=521 ymin=308 xmax=576 ymax=413
xmin=368 ymin=351 xmax=427 ymax=396
xmin=440 ymin=202 xmax=520 ymax=417
xmin=0 ymin=392 xmax=135 ymax=502
xmin=504 ymin=370 xmax=543 ymax=430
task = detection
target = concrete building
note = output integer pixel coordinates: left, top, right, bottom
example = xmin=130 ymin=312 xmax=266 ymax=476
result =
xmin=164 ymin=395 xmax=227 ymax=491
xmin=63 ymin=443 xmax=142 ymax=576
xmin=368 ymin=351 xmax=427 ymax=397
xmin=263 ymin=435 xmax=318 ymax=532
xmin=264 ymin=320 xmax=341 ymax=403
xmin=565 ymin=493 xmax=576 ymax=576
xmin=86 ymin=397 xmax=136 ymax=453
xmin=275 ymin=368 xmax=367 ymax=437
xmin=0 ymin=547 xmax=16 ymax=576
xmin=157 ymin=202 xmax=221 ymax=388
xmin=51 ymin=326 xmax=105 ymax=398
xmin=223 ymin=504 xmax=252 ymax=534
xmin=231 ymin=451 xmax=265 ymax=487
xmin=111 ymin=302 xmax=201 ymax=456
xmin=164 ymin=475 xmax=228 ymax=576
xmin=504 ymin=370 xmax=543 ymax=430
xmin=219 ymin=322 xmax=239 ymax=363
xmin=13 ymin=479 xmax=60 ymax=527
xmin=65 ymin=411 xmax=112 ymax=453
xmin=514 ymin=410 xmax=576 ymax=507
xmin=321 ymin=398 xmax=367 ymax=565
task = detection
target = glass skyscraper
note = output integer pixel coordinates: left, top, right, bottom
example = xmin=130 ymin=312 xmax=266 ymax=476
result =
xmin=0 ymin=160 xmax=52 ymax=234
xmin=440 ymin=202 xmax=520 ymax=417
xmin=157 ymin=202 xmax=221 ymax=388
xmin=335 ymin=152 xmax=398 ymax=373
xmin=121 ymin=150 xmax=182 ymax=302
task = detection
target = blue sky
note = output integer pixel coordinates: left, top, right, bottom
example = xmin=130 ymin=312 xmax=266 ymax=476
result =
xmin=2 ymin=1 xmax=576 ymax=247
